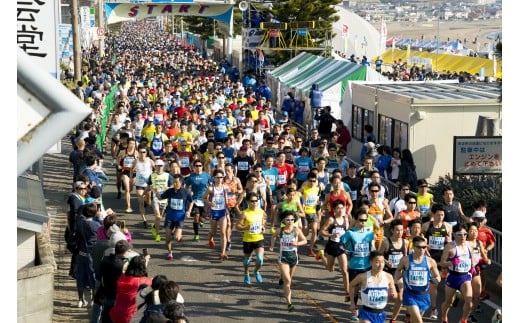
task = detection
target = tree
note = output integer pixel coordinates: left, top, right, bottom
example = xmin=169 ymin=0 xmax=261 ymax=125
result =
xmin=268 ymin=0 xmax=341 ymax=65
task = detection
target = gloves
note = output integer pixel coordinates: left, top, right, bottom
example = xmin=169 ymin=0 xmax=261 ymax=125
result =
xmin=449 ymin=256 xmax=460 ymax=266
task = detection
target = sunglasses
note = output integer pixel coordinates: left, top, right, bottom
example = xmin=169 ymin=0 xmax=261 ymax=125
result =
xmin=285 ymin=218 xmax=295 ymax=222
xmin=218 ymin=157 xmax=225 ymax=159
xmin=415 ymin=245 xmax=427 ymax=249
xmin=194 ymin=164 xmax=203 ymax=167
xmin=455 ymin=233 xmax=468 ymax=237
xmin=370 ymin=190 xmax=380 ymax=193
xmin=250 ymin=199 xmax=258 ymax=203
xmin=358 ymin=218 xmax=368 ymax=222
xmin=139 ymin=151 xmax=147 ymax=153
xmin=408 ymin=201 xmax=417 ymax=204
xmin=215 ymin=176 xmax=224 ymax=179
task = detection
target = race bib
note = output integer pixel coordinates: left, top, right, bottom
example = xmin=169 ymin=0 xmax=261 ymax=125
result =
xmin=218 ymin=124 xmax=227 ymax=133
xmin=249 ymin=222 xmax=262 ymax=234
xmin=277 ymin=174 xmax=287 ymax=185
xmin=152 ymin=140 xmax=162 ymax=150
xmin=388 ymin=253 xmax=403 ymax=267
xmin=237 ymin=161 xmax=249 ymax=171
xmin=353 ymin=242 xmax=370 ymax=257
xmin=408 ymin=270 xmax=428 ymax=287
xmin=169 ymin=198 xmax=184 ymax=210
xmin=367 ymin=289 xmax=387 ymax=308
xmin=123 ymin=156 xmax=134 ymax=168
xmin=305 ymin=196 xmax=317 ymax=206
xmin=429 ymin=236 xmax=445 ymax=250
xmin=180 ymin=157 xmax=190 ymax=168
xmin=213 ymin=196 xmax=225 ymax=209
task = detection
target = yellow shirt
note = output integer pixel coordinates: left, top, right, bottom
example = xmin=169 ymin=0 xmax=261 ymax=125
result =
xmin=302 ymin=185 xmax=320 ymax=214
xmin=242 ymin=208 xmax=265 ymax=242
xmin=417 ymin=192 xmax=434 ymax=218
xmin=174 ymin=132 xmax=194 ymax=152
xmin=141 ymin=124 xmax=156 ymax=139
xmin=250 ymin=109 xmax=259 ymax=121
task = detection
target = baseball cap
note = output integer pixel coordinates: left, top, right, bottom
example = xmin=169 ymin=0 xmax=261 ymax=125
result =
xmin=471 ymin=211 xmax=486 ymax=219
xmin=240 ymin=146 xmax=248 ymax=151
xmin=282 ymin=111 xmax=288 ymax=116
xmin=125 ymin=117 xmax=131 ymax=123
xmin=155 ymin=159 xmax=165 ymax=166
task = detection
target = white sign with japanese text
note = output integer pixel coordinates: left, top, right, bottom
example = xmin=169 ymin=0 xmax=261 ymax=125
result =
xmin=17 ymin=0 xmax=59 ymax=79
xmin=453 ymin=136 xmax=502 ymax=175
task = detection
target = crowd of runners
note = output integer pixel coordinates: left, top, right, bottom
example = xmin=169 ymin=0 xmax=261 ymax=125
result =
xmin=65 ymin=19 xmax=501 ymax=323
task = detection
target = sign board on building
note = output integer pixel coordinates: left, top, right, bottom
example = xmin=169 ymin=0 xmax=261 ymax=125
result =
xmin=453 ymin=136 xmax=502 ymax=175
xmin=17 ymin=0 xmax=59 ymax=79
xmin=58 ymin=24 xmax=74 ymax=65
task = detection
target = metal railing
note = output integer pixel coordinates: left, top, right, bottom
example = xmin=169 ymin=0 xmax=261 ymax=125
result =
xmin=488 ymin=227 xmax=502 ymax=267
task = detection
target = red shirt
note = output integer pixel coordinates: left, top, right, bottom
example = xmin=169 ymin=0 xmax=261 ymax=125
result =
xmin=274 ymin=162 xmax=294 ymax=188
xmin=176 ymin=106 xmax=190 ymax=120
xmin=477 ymin=226 xmax=496 ymax=249
xmin=176 ymin=151 xmax=194 ymax=176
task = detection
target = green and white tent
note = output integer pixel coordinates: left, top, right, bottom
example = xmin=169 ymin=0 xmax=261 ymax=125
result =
xmin=267 ymin=52 xmax=387 ymax=124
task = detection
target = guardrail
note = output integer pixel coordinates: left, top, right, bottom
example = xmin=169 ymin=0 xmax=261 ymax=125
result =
xmin=488 ymin=227 xmax=502 ymax=267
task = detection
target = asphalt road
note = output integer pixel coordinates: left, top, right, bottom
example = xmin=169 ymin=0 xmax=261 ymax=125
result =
xmin=48 ymin=139 xmax=502 ymax=322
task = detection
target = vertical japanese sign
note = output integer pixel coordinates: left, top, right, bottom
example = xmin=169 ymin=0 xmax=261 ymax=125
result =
xmin=80 ymin=6 xmax=90 ymax=28
xmin=453 ymin=136 xmax=502 ymax=175
xmin=17 ymin=0 xmax=60 ymax=79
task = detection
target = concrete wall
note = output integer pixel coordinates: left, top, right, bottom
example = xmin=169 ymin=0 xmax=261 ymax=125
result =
xmin=17 ymin=228 xmax=35 ymax=270
xmin=410 ymin=103 xmax=501 ymax=181
xmin=17 ymin=264 xmax=54 ymax=323
xmin=17 ymin=224 xmax=56 ymax=322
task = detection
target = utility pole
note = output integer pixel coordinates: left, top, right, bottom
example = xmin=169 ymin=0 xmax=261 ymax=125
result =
xmin=97 ymin=0 xmax=105 ymax=57
xmin=71 ymin=0 xmax=82 ymax=81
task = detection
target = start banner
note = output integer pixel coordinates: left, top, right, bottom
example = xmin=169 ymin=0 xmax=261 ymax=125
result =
xmin=104 ymin=2 xmax=234 ymax=26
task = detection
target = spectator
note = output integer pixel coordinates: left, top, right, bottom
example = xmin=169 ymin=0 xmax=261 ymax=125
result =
xmin=335 ymin=120 xmax=352 ymax=153
xmin=314 ymin=106 xmax=336 ymax=139
xmin=398 ymin=149 xmax=418 ymax=193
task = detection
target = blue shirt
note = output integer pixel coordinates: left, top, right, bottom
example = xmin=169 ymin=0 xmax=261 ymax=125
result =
xmin=295 ymin=156 xmax=313 ymax=181
xmin=262 ymin=167 xmax=279 ymax=192
xmin=403 ymin=253 xmax=431 ymax=293
xmin=222 ymin=147 xmax=235 ymax=164
xmin=184 ymin=172 xmax=212 ymax=201
xmin=341 ymin=227 xmax=374 ymax=270
xmin=160 ymin=187 xmax=193 ymax=222
xmin=213 ymin=117 xmax=230 ymax=140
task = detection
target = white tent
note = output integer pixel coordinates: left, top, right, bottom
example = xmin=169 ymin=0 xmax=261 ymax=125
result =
xmin=267 ymin=52 xmax=388 ymax=127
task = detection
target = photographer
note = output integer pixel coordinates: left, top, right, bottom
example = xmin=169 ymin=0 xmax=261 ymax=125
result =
xmin=314 ymin=106 xmax=336 ymax=140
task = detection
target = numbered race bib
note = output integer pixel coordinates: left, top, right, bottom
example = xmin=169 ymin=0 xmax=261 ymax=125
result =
xmin=331 ymin=227 xmax=345 ymax=242
xmin=408 ymin=270 xmax=428 ymax=287
xmin=354 ymin=242 xmax=370 ymax=257
xmin=213 ymin=196 xmax=225 ymax=209
xmin=169 ymin=198 xmax=184 ymax=210
xmin=218 ymin=124 xmax=227 ymax=133
xmin=277 ymin=174 xmax=287 ymax=185
xmin=249 ymin=222 xmax=262 ymax=234
xmin=454 ymin=257 xmax=472 ymax=273
xmin=388 ymin=254 xmax=403 ymax=267
xmin=152 ymin=140 xmax=162 ymax=150
xmin=350 ymin=190 xmax=358 ymax=200
xmin=237 ymin=161 xmax=249 ymax=171
xmin=193 ymin=199 xmax=204 ymax=207
xmin=367 ymin=289 xmax=387 ymax=308
xmin=428 ymin=236 xmax=445 ymax=250
xmin=265 ymin=175 xmax=276 ymax=187
xmin=419 ymin=205 xmax=430 ymax=216
xmin=123 ymin=156 xmax=134 ymax=168
xmin=281 ymin=235 xmax=295 ymax=249
xmin=299 ymin=165 xmax=310 ymax=172
xmin=305 ymin=196 xmax=317 ymax=206
xmin=136 ymin=174 xmax=148 ymax=187
xmin=180 ymin=157 xmax=190 ymax=168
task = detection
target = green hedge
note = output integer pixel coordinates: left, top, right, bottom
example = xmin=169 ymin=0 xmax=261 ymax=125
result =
xmin=96 ymin=84 xmax=119 ymax=151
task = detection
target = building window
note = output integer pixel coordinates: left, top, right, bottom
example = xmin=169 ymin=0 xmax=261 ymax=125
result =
xmin=352 ymin=105 xmax=374 ymax=141
xmin=378 ymin=114 xmax=409 ymax=150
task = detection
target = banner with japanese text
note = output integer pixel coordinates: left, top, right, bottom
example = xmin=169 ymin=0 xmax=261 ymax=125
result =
xmin=453 ymin=136 xmax=502 ymax=175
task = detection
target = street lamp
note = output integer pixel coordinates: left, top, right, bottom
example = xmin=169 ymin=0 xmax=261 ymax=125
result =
xmin=432 ymin=8 xmax=440 ymax=73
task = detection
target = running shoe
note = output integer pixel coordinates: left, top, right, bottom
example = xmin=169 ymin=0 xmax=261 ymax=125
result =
xmin=288 ymin=303 xmax=295 ymax=312
xmin=209 ymin=238 xmax=216 ymax=249
xmin=155 ymin=233 xmax=161 ymax=242
xmin=77 ymin=299 xmax=85 ymax=308
xmin=475 ymin=304 xmax=482 ymax=313
xmin=255 ymin=271 xmax=263 ymax=283
xmin=244 ymin=274 xmax=251 ymax=285
xmin=430 ymin=307 xmax=438 ymax=319
xmin=166 ymin=253 xmax=173 ymax=260
xmin=344 ymin=293 xmax=350 ymax=302
xmin=226 ymin=241 xmax=232 ymax=251
xmin=194 ymin=235 xmax=200 ymax=242
xmin=151 ymin=225 xmax=158 ymax=238
xmin=316 ymin=249 xmax=324 ymax=261
xmin=350 ymin=308 xmax=359 ymax=321
xmin=480 ymin=290 xmax=490 ymax=301
xmin=308 ymin=249 xmax=317 ymax=257
xmin=219 ymin=253 xmax=228 ymax=260
xmin=279 ymin=277 xmax=283 ymax=286
xmin=199 ymin=221 xmax=204 ymax=228
xmin=270 ymin=227 xmax=276 ymax=234
xmin=143 ymin=221 xmax=148 ymax=229
xmin=125 ymin=208 xmax=133 ymax=213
